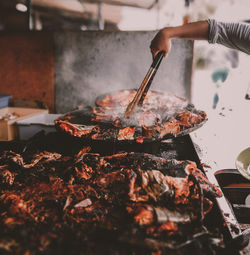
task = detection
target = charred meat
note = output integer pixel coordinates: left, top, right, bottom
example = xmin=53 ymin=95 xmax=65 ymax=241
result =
xmin=0 ymin=146 xmax=224 ymax=255
xmin=55 ymin=90 xmax=207 ymax=142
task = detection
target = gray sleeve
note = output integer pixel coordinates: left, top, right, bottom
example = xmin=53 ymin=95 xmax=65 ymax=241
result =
xmin=207 ymin=19 xmax=250 ymax=54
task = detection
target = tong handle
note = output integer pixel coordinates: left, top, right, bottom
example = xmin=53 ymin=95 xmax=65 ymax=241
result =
xmin=124 ymin=51 xmax=164 ymax=118
xmin=138 ymin=51 xmax=164 ymax=106
xmin=151 ymin=50 xmax=164 ymax=69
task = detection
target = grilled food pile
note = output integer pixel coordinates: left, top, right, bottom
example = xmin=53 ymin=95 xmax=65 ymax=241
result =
xmin=0 ymin=91 xmax=225 ymax=254
xmin=55 ymin=90 xmax=207 ymax=143
xmin=0 ymin=145 xmax=224 ymax=255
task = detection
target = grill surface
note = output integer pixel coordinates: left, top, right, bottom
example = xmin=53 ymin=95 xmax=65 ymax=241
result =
xmin=0 ymin=131 xmax=249 ymax=254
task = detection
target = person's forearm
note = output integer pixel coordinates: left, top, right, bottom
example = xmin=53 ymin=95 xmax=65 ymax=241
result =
xmin=163 ymin=21 xmax=209 ymax=41
xmin=151 ymin=19 xmax=250 ymax=57
xmin=150 ymin=21 xmax=209 ymax=58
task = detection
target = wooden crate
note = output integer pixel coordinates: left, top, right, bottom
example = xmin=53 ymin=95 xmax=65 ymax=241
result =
xmin=0 ymin=107 xmax=48 ymax=141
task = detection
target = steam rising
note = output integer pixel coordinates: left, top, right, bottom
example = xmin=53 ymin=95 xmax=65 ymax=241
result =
xmin=54 ymin=31 xmax=193 ymax=113
xmin=92 ymin=90 xmax=188 ymax=128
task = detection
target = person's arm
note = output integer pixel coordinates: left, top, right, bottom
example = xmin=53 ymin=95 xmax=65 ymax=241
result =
xmin=208 ymin=19 xmax=250 ymax=54
xmin=150 ymin=19 xmax=250 ymax=58
xmin=150 ymin=21 xmax=209 ymax=58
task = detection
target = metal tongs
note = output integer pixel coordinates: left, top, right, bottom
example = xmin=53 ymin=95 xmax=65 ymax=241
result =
xmin=124 ymin=51 xmax=164 ymax=118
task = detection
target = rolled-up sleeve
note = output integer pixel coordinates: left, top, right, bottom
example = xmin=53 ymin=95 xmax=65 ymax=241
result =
xmin=207 ymin=19 xmax=250 ymax=55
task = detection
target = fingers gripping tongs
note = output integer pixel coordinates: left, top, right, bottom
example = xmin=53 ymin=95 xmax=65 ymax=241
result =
xmin=124 ymin=51 xmax=164 ymax=118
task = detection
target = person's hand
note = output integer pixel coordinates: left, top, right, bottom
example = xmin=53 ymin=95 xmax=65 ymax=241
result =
xmin=150 ymin=28 xmax=171 ymax=59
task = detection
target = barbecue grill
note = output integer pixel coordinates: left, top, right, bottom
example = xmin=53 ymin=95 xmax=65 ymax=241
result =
xmin=53 ymin=89 xmax=249 ymax=255
xmin=1 ymin=25 xmax=249 ymax=255
xmin=0 ymin=118 xmax=249 ymax=254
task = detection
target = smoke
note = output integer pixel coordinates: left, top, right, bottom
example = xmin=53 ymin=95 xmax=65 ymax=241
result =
xmin=54 ymin=31 xmax=192 ymax=113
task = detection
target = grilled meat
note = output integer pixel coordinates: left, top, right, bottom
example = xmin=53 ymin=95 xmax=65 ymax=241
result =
xmin=0 ymin=151 xmax=24 ymax=168
xmin=0 ymin=165 xmax=15 ymax=186
xmin=184 ymin=165 xmax=223 ymax=198
xmin=118 ymin=127 xmax=136 ymax=140
xmin=0 ymin=147 xmax=223 ymax=255
xmin=55 ymin=90 xmax=207 ymax=143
